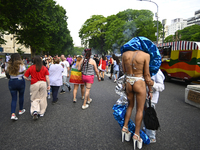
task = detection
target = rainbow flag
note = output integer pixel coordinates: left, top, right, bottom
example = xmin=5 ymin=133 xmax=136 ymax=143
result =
xmin=69 ymin=68 xmax=84 ymax=84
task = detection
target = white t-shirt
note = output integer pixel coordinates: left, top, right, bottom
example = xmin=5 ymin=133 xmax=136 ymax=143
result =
xmin=7 ymin=65 xmax=26 ymax=79
xmin=49 ymin=64 xmax=64 ymax=86
xmin=59 ymin=60 xmax=69 ymax=76
xmin=150 ymin=69 xmax=165 ymax=103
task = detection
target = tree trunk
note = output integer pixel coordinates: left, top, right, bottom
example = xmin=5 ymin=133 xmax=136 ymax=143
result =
xmin=30 ymin=46 xmax=36 ymax=59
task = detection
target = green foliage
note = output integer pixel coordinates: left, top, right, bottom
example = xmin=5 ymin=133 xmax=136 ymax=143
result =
xmin=79 ymin=9 xmax=162 ymax=54
xmin=178 ymin=24 xmax=200 ymax=41
xmin=17 ymin=47 xmax=24 ymax=55
xmin=0 ymin=0 xmax=73 ymax=57
xmin=164 ymin=35 xmax=174 ymax=42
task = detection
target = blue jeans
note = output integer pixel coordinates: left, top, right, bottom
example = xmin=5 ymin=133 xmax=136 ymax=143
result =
xmin=113 ymin=69 xmax=119 ymax=80
xmin=144 ymin=102 xmax=156 ymax=139
xmin=51 ymin=86 xmax=60 ymax=102
xmin=61 ymin=76 xmax=70 ymax=91
xmin=9 ymin=77 xmax=25 ymax=114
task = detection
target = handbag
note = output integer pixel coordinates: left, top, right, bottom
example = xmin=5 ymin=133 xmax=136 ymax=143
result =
xmin=144 ymin=98 xmax=160 ymax=130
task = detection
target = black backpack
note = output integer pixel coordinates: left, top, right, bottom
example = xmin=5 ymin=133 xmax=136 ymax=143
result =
xmin=144 ymin=98 xmax=160 ymax=130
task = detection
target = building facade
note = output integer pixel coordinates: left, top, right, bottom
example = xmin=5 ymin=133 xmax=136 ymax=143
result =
xmin=167 ymin=18 xmax=187 ymax=36
xmin=187 ymin=9 xmax=200 ymax=26
xmin=0 ymin=34 xmax=31 ymax=54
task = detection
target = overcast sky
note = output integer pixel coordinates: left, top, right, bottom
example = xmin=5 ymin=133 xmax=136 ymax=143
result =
xmin=55 ymin=0 xmax=200 ymax=47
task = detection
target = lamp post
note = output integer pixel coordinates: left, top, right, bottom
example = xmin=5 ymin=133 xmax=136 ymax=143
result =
xmin=162 ymin=19 xmax=167 ymax=43
xmin=138 ymin=0 xmax=159 ymax=44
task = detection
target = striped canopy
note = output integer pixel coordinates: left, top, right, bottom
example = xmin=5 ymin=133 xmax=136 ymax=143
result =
xmin=156 ymin=41 xmax=200 ymax=51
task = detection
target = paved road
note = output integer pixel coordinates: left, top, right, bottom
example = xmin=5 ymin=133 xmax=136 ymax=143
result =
xmin=0 ymin=75 xmax=199 ymax=150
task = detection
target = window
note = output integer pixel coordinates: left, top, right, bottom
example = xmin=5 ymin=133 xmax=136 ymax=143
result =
xmin=179 ymin=51 xmax=192 ymax=61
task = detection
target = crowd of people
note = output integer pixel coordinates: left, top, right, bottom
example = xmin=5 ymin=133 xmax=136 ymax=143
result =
xmin=5 ymin=46 xmax=164 ymax=149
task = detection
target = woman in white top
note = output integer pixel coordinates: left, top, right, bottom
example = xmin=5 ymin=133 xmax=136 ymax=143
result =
xmin=49 ymin=57 xmax=64 ymax=104
xmin=6 ymin=53 xmax=26 ymax=120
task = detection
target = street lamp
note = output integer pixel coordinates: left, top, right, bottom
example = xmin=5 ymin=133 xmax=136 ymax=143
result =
xmin=137 ymin=0 xmax=159 ymax=44
xmin=162 ymin=19 xmax=167 ymax=43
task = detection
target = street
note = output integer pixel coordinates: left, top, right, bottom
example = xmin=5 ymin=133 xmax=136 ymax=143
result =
xmin=0 ymin=75 xmax=200 ymax=150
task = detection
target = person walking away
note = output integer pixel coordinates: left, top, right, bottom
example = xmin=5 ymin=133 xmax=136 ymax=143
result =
xmin=144 ymin=69 xmax=165 ymax=143
xmin=48 ymin=58 xmax=63 ymax=104
xmin=98 ymin=56 xmax=106 ymax=81
xmin=113 ymin=56 xmax=120 ymax=82
xmin=72 ymin=55 xmax=77 ymax=66
xmin=46 ymin=56 xmax=53 ymax=70
xmin=60 ymin=55 xmax=71 ymax=94
xmin=78 ymin=48 xmax=101 ymax=109
xmin=69 ymin=55 xmax=85 ymax=102
xmin=66 ymin=55 xmax=73 ymax=68
xmin=24 ymin=56 xmax=50 ymax=120
xmin=121 ymin=50 xmax=154 ymax=149
xmin=6 ymin=54 xmax=26 ymax=120
xmin=106 ymin=57 xmax=109 ymax=74
xmin=109 ymin=54 xmax=115 ymax=80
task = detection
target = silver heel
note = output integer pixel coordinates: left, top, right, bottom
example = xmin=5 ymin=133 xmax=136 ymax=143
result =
xmin=133 ymin=133 xmax=143 ymax=149
xmin=133 ymin=138 xmax=136 ymax=150
xmin=121 ymin=126 xmax=131 ymax=142
xmin=122 ymin=131 xmax=125 ymax=142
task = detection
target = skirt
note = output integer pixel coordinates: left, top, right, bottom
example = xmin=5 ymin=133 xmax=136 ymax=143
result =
xmin=82 ymin=75 xmax=94 ymax=84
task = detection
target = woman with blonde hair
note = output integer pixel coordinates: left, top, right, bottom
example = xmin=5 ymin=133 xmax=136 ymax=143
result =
xmin=6 ymin=53 xmax=26 ymax=120
xmin=70 ymin=55 xmax=85 ymax=103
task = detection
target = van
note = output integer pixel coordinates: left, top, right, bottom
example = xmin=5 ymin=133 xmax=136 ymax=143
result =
xmin=157 ymin=41 xmax=200 ymax=82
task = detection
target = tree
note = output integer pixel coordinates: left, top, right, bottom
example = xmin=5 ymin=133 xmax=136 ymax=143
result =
xmin=164 ymin=35 xmax=174 ymax=42
xmin=0 ymin=0 xmax=73 ymax=57
xmin=177 ymin=24 xmax=200 ymax=41
xmin=79 ymin=9 xmax=162 ymax=54
xmin=79 ymin=15 xmax=107 ymax=54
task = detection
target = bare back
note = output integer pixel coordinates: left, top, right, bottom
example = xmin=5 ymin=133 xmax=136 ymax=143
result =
xmin=122 ymin=51 xmax=150 ymax=77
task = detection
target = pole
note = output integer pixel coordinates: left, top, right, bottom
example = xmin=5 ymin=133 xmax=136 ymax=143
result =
xmin=150 ymin=1 xmax=159 ymax=44
xmin=138 ymin=0 xmax=159 ymax=44
xmin=162 ymin=24 xmax=164 ymax=43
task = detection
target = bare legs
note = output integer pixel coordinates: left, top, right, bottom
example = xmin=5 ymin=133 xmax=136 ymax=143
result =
xmin=81 ymin=85 xmax=84 ymax=98
xmin=73 ymin=84 xmax=85 ymax=99
xmin=83 ymin=83 xmax=92 ymax=106
xmin=123 ymin=81 xmax=146 ymax=138
xmin=73 ymin=84 xmax=79 ymax=99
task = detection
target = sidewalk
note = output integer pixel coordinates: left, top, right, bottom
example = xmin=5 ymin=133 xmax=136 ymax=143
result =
xmin=0 ymin=72 xmax=6 ymax=79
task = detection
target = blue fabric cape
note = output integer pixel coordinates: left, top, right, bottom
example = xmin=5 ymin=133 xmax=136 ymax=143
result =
xmin=120 ymin=36 xmax=161 ymax=76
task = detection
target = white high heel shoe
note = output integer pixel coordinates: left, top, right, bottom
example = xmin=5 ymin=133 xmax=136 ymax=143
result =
xmin=121 ymin=126 xmax=131 ymax=142
xmin=133 ymin=133 xmax=143 ymax=150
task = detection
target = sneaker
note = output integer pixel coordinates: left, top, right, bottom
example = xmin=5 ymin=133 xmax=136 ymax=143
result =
xmin=60 ymin=90 xmax=65 ymax=94
xmin=150 ymin=138 xmax=156 ymax=143
xmin=19 ymin=109 xmax=26 ymax=115
xmin=114 ymin=79 xmax=116 ymax=83
xmin=73 ymin=98 xmax=77 ymax=103
xmin=52 ymin=99 xmax=58 ymax=104
xmin=82 ymin=104 xmax=89 ymax=109
xmin=101 ymin=78 xmax=104 ymax=81
xmin=32 ymin=111 xmax=38 ymax=120
xmin=82 ymin=96 xmax=84 ymax=100
xmin=38 ymin=114 xmax=44 ymax=117
xmin=68 ymin=86 xmax=71 ymax=92
xmin=11 ymin=114 xmax=18 ymax=121
xmin=87 ymin=98 xmax=92 ymax=104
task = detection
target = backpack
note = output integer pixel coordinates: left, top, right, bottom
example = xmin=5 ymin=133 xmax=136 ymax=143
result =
xmin=144 ymin=98 xmax=160 ymax=130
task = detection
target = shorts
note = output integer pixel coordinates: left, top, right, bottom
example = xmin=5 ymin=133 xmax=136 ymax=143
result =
xmin=82 ymin=75 xmax=94 ymax=84
xmin=110 ymin=64 xmax=114 ymax=74
xmin=114 ymin=70 xmax=119 ymax=75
